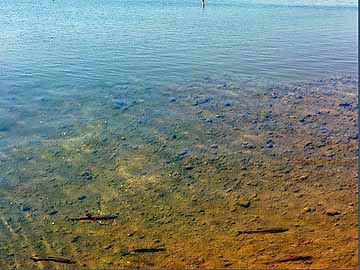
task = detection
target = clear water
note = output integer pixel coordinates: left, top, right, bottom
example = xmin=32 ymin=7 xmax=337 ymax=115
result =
xmin=0 ymin=0 xmax=356 ymax=151
xmin=0 ymin=0 xmax=357 ymax=92
xmin=0 ymin=1 xmax=358 ymax=268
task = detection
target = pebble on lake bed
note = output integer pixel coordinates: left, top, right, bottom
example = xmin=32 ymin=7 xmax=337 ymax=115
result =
xmin=239 ymin=200 xmax=251 ymax=208
xmin=303 ymin=207 xmax=314 ymax=213
xmin=81 ymin=172 xmax=94 ymax=181
xmin=326 ymin=209 xmax=341 ymax=216
xmin=21 ymin=206 xmax=32 ymax=212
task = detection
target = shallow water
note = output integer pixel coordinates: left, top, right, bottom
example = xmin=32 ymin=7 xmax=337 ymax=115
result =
xmin=0 ymin=0 xmax=358 ymax=269
xmin=0 ymin=0 xmax=357 ymax=147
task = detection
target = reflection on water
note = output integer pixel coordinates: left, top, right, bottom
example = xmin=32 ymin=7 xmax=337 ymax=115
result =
xmin=0 ymin=0 xmax=358 ymax=269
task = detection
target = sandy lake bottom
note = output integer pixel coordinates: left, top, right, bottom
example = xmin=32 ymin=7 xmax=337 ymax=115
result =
xmin=0 ymin=75 xmax=357 ymax=269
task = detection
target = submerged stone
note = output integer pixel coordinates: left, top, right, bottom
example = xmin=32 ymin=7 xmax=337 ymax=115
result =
xmin=48 ymin=210 xmax=58 ymax=216
xmin=81 ymin=172 xmax=94 ymax=181
xmin=21 ymin=206 xmax=32 ymax=212
xmin=326 ymin=209 xmax=341 ymax=216
xmin=239 ymin=200 xmax=251 ymax=208
xmin=224 ymin=101 xmax=232 ymax=107
xmin=193 ymin=97 xmax=211 ymax=106
xmin=339 ymin=102 xmax=352 ymax=108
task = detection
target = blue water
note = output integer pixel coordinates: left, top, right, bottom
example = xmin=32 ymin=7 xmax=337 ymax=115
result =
xmin=0 ymin=0 xmax=357 ymax=91
xmin=0 ymin=0 xmax=357 ymax=150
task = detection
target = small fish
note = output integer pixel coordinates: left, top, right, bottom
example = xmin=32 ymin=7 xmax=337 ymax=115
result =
xmin=68 ymin=213 xmax=118 ymax=222
xmin=132 ymin=247 xmax=166 ymax=253
xmin=237 ymin=227 xmax=289 ymax=234
xmin=274 ymin=255 xmax=313 ymax=263
xmin=30 ymin=256 xmax=76 ymax=264
xmin=121 ymin=247 xmax=166 ymax=256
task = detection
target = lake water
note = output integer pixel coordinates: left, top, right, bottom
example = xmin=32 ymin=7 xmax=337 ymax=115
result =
xmin=0 ymin=0 xmax=358 ymax=268
xmin=0 ymin=0 xmax=357 ymax=89
xmin=0 ymin=0 xmax=357 ymax=149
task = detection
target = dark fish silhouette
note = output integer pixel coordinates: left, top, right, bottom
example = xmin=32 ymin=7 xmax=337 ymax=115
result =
xmin=68 ymin=213 xmax=118 ymax=222
xmin=132 ymin=248 xmax=166 ymax=253
xmin=31 ymin=256 xmax=75 ymax=264
xmin=121 ymin=247 xmax=166 ymax=256
xmin=274 ymin=255 xmax=313 ymax=263
xmin=237 ymin=227 xmax=289 ymax=234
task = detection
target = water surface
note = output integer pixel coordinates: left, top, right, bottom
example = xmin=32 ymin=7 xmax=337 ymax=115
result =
xmin=0 ymin=0 xmax=357 ymax=91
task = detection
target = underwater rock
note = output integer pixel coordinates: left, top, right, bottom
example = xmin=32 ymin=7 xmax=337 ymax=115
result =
xmin=104 ymin=244 xmax=113 ymax=250
xmin=21 ymin=206 xmax=32 ymax=212
xmin=71 ymin=236 xmax=81 ymax=243
xmin=265 ymin=139 xmax=274 ymax=149
xmin=48 ymin=210 xmax=58 ymax=216
xmin=224 ymin=101 xmax=232 ymax=107
xmin=112 ymin=97 xmax=137 ymax=112
xmin=175 ymin=149 xmax=189 ymax=161
xmin=326 ymin=209 xmax=341 ymax=216
xmin=339 ymin=102 xmax=352 ymax=108
xmin=193 ymin=97 xmax=211 ymax=106
xmin=78 ymin=195 xmax=87 ymax=201
xmin=80 ymin=172 xmax=94 ymax=181
xmin=112 ymin=101 xmax=127 ymax=110
xmin=239 ymin=200 xmax=251 ymax=208
xmin=291 ymin=186 xmax=300 ymax=193
xmin=243 ymin=142 xmax=256 ymax=149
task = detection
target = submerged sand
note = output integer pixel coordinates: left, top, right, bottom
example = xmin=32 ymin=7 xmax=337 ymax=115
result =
xmin=0 ymin=76 xmax=357 ymax=269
